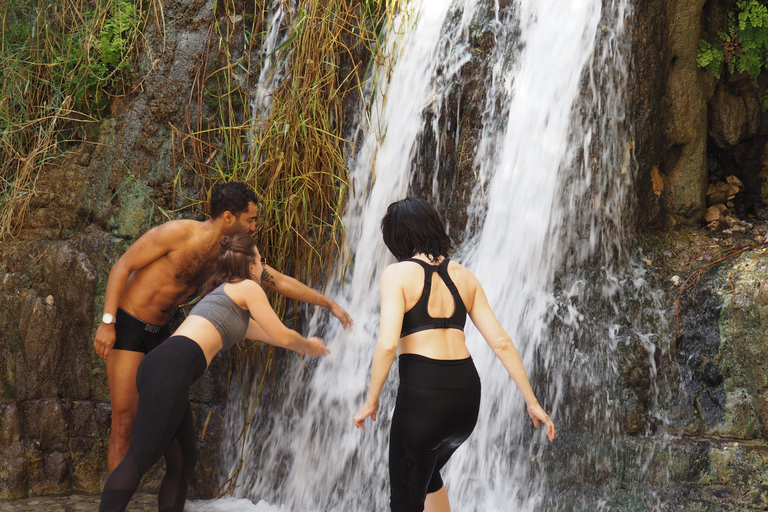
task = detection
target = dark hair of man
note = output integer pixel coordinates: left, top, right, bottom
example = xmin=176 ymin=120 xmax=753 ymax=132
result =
xmin=210 ymin=182 xmax=259 ymax=219
xmin=199 ymin=234 xmax=257 ymax=296
xmin=381 ymin=198 xmax=452 ymax=262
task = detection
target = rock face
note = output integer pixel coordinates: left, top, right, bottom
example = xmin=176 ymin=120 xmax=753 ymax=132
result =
xmin=659 ymin=0 xmax=712 ymax=226
xmin=0 ymin=0 xmax=229 ymax=500
xmin=641 ymin=231 xmax=768 ymax=510
xmin=0 ymin=232 xmax=229 ymax=499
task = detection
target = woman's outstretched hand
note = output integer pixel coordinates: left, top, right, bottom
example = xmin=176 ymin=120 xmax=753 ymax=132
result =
xmin=528 ymin=403 xmax=556 ymax=442
xmin=353 ymin=401 xmax=379 ymax=429
xmin=304 ymin=337 xmax=330 ymax=357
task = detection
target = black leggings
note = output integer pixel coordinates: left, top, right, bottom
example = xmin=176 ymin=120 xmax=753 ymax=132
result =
xmin=99 ymin=336 xmax=207 ymax=512
xmin=389 ymin=354 xmax=481 ymax=512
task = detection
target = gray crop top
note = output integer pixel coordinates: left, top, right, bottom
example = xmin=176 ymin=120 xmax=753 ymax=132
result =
xmin=189 ymin=283 xmax=250 ymax=352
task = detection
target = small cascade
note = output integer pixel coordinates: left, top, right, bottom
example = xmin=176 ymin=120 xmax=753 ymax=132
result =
xmin=250 ymin=1 xmax=294 ymax=119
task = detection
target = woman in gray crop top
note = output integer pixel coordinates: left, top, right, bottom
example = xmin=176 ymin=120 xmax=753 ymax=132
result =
xmin=353 ymin=198 xmax=555 ymax=512
xmin=100 ymin=234 xmax=329 ymax=512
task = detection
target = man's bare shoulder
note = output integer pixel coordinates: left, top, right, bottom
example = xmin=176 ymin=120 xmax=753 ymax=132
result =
xmin=133 ymin=219 xmax=213 ymax=248
xmin=141 ymin=218 xmax=205 ymax=237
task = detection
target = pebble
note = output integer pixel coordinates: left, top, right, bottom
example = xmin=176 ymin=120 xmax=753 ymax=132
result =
xmin=0 ymin=493 xmax=157 ymax=512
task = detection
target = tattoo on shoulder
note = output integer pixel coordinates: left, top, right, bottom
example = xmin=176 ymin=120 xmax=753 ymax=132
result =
xmin=261 ymin=268 xmax=276 ymax=289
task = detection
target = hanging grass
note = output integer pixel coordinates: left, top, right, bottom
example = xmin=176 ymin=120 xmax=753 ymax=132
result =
xmin=173 ymin=0 xmax=393 ymax=321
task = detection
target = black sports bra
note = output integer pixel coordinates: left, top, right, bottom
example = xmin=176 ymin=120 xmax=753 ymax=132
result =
xmin=399 ymin=257 xmax=467 ymax=338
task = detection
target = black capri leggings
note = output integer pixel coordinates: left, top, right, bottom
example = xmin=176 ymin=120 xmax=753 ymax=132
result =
xmin=99 ymin=336 xmax=207 ymax=512
xmin=389 ymin=354 xmax=481 ymax=512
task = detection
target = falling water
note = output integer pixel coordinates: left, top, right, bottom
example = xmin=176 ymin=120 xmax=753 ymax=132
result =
xmin=208 ymin=0 xmax=664 ymax=510
xmin=247 ymin=1 xmax=293 ymax=150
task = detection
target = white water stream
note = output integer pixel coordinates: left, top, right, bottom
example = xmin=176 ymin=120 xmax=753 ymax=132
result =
xmin=193 ymin=0 xmax=641 ymax=510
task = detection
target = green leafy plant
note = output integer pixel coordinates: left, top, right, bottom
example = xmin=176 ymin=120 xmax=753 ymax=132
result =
xmin=697 ymin=0 xmax=768 ymax=103
xmin=97 ymin=0 xmax=142 ymax=74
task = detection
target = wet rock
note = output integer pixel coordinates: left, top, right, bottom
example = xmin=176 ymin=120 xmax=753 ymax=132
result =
xmin=0 ymin=440 xmax=28 ymax=499
xmin=706 ymin=181 xmax=741 ymax=205
xmin=20 ymin=399 xmax=68 ymax=452
xmin=69 ymin=436 xmax=103 ymax=493
xmin=726 ymin=175 xmax=744 ymax=189
xmin=190 ymin=403 xmax=225 ymax=499
xmin=44 ymin=451 xmax=70 ymax=489
xmin=709 ymin=87 xmax=747 ymax=148
xmin=0 ymin=403 xmax=25 ymax=499
xmin=0 ymin=402 xmax=21 ymax=450
xmin=66 ymin=400 xmax=108 ymax=493
xmin=15 ymin=295 xmax=64 ymax=400
xmin=77 ymin=152 xmax=91 ymax=167
xmin=42 ymin=244 xmax=97 ymax=324
xmin=65 ymin=401 xmax=95 ymax=438
xmin=42 ymin=244 xmax=97 ymax=400
xmin=115 ymin=178 xmax=155 ymax=239
xmin=703 ymin=204 xmax=725 ymax=222
xmin=661 ymin=0 xmax=710 ymax=226
xmin=26 ymin=442 xmax=69 ymax=495
xmin=702 ymin=361 xmax=723 ymax=386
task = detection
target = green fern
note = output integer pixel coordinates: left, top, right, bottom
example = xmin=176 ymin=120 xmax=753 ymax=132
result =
xmin=697 ymin=0 xmax=768 ymax=104
xmin=698 ymin=0 xmax=768 ymax=83
xmin=697 ymin=39 xmax=725 ymax=77
xmin=98 ymin=0 xmax=139 ymax=71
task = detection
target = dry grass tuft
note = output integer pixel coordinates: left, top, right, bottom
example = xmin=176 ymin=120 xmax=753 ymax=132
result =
xmin=0 ymin=0 xmax=157 ymax=239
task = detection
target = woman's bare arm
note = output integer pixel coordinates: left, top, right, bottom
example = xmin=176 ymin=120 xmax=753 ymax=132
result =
xmin=354 ymin=264 xmax=405 ymax=428
xmin=467 ymin=272 xmax=555 ymax=441
xmin=230 ymin=281 xmax=329 ymax=357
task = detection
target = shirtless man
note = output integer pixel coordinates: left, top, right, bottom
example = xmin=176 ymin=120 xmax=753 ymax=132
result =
xmin=93 ymin=182 xmax=352 ymax=472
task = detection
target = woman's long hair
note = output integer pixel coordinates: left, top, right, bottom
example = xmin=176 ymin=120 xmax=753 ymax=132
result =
xmin=199 ymin=233 xmax=257 ymax=296
xmin=381 ymin=198 xmax=452 ymax=261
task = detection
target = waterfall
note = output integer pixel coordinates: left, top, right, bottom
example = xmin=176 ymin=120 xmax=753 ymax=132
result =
xmin=205 ymin=0 xmax=655 ymax=510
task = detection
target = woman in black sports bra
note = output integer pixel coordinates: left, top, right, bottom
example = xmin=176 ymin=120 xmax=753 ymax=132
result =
xmin=354 ymin=198 xmax=555 ymax=512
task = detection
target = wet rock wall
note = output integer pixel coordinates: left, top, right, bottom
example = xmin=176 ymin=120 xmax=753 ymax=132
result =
xmin=639 ymin=231 xmax=768 ymax=510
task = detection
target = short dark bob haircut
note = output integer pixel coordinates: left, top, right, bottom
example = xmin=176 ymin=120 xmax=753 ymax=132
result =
xmin=381 ymin=198 xmax=452 ymax=262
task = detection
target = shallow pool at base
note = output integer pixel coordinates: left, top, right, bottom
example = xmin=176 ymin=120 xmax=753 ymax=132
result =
xmin=187 ymin=498 xmax=285 ymax=511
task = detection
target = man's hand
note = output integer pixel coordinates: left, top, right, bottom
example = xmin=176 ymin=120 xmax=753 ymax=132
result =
xmin=94 ymin=322 xmax=117 ymax=361
xmin=329 ymin=301 xmax=353 ymax=328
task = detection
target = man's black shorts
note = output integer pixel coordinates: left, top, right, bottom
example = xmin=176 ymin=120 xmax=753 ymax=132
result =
xmin=113 ymin=308 xmax=171 ymax=354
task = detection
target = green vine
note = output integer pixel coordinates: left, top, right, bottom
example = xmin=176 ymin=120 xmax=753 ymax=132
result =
xmin=697 ymin=1 xmax=768 ymax=103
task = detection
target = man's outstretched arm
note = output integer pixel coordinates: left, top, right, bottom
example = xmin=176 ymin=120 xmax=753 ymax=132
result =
xmin=261 ymin=264 xmax=353 ymax=328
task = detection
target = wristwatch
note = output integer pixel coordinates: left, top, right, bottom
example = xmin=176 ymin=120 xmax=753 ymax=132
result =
xmin=102 ymin=313 xmax=117 ymax=324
